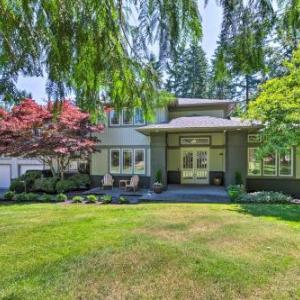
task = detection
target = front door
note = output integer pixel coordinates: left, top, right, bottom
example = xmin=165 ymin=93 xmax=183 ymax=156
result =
xmin=181 ymin=148 xmax=209 ymax=184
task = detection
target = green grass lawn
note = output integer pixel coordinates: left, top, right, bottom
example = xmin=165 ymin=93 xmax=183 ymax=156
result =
xmin=0 ymin=203 xmax=299 ymax=299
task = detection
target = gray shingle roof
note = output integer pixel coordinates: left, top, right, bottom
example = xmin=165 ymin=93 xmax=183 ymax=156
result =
xmin=171 ymin=98 xmax=234 ymax=107
xmin=137 ymin=116 xmax=261 ymax=134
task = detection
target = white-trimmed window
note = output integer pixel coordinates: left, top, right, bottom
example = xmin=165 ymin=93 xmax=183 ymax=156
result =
xmin=263 ymin=153 xmax=277 ymax=176
xmin=122 ymin=149 xmax=133 ymax=174
xmin=110 ymin=110 xmax=120 ymax=126
xmin=279 ymin=148 xmax=293 ymax=176
xmin=248 ymin=134 xmax=261 ymax=143
xmin=122 ymin=109 xmax=133 ymax=125
xmin=134 ymin=108 xmax=145 ymax=125
xmin=110 ymin=149 xmax=120 ymax=173
xmin=248 ymin=148 xmax=261 ymax=176
xmin=134 ymin=149 xmax=145 ymax=174
xmin=180 ymin=137 xmax=210 ymax=145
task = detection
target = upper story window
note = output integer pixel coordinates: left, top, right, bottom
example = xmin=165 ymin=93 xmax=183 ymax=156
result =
xmin=109 ymin=111 xmax=120 ymax=126
xmin=109 ymin=108 xmax=145 ymax=127
xmin=134 ymin=108 xmax=145 ymax=125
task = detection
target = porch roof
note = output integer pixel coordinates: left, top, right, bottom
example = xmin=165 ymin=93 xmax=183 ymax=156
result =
xmin=136 ymin=116 xmax=261 ymax=135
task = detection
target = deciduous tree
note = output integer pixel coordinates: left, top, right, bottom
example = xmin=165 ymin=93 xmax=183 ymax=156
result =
xmin=0 ymin=99 xmax=104 ymax=179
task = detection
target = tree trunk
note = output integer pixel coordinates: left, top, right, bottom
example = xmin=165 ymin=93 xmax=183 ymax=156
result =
xmin=245 ymin=75 xmax=250 ymax=106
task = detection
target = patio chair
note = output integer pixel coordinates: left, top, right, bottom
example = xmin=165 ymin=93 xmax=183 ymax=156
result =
xmin=125 ymin=175 xmax=139 ymax=192
xmin=101 ymin=173 xmax=114 ymax=190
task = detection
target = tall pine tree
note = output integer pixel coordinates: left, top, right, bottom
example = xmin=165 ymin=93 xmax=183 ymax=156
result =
xmin=165 ymin=43 xmax=208 ymax=98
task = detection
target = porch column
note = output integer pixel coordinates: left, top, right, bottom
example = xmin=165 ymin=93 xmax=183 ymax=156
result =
xmin=225 ymin=131 xmax=247 ymax=186
xmin=150 ymin=133 xmax=167 ymax=186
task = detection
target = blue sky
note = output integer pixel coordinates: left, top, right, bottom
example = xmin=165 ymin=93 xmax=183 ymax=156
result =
xmin=17 ymin=1 xmax=222 ymax=101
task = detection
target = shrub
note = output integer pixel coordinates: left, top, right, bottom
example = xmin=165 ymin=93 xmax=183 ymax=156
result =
xmin=101 ymin=194 xmax=112 ymax=204
xmin=25 ymin=193 xmax=39 ymax=202
xmin=227 ymin=185 xmax=245 ymax=202
xmin=56 ymin=179 xmax=77 ymax=193
xmin=15 ymin=192 xmax=28 ymax=202
xmin=9 ymin=180 xmax=26 ymax=193
xmin=4 ymin=191 xmax=15 ymax=201
xmin=56 ymin=193 xmax=68 ymax=202
xmin=72 ymin=195 xmax=84 ymax=203
xmin=155 ymin=169 xmax=162 ymax=183
xmin=234 ymin=171 xmax=243 ymax=185
xmin=69 ymin=174 xmax=91 ymax=189
xmin=33 ymin=177 xmax=58 ymax=193
xmin=86 ymin=195 xmax=98 ymax=203
xmin=19 ymin=171 xmax=42 ymax=191
xmin=119 ymin=196 xmax=129 ymax=204
xmin=237 ymin=191 xmax=292 ymax=204
xmin=40 ymin=194 xmax=53 ymax=202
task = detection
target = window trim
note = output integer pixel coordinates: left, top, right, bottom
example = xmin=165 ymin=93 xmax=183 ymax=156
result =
xmin=279 ymin=148 xmax=293 ymax=177
xmin=247 ymin=147 xmax=262 ymax=176
xmin=134 ymin=148 xmax=146 ymax=175
xmin=134 ymin=108 xmax=146 ymax=126
xmin=262 ymin=152 xmax=277 ymax=177
xmin=109 ymin=110 xmax=121 ymax=127
xmin=122 ymin=149 xmax=133 ymax=174
xmin=110 ymin=149 xmax=121 ymax=174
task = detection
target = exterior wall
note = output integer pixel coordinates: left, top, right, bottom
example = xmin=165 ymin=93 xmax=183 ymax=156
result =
xmin=155 ymin=107 xmax=168 ymax=123
xmin=169 ymin=108 xmax=224 ymax=120
xmin=225 ymin=131 xmax=248 ymax=186
xmin=296 ymin=147 xmax=300 ymax=179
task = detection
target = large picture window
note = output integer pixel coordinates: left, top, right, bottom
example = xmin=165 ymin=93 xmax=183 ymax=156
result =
xmin=263 ymin=153 xmax=277 ymax=176
xmin=248 ymin=148 xmax=261 ymax=176
xmin=110 ymin=111 xmax=120 ymax=126
xmin=122 ymin=149 xmax=133 ymax=174
xmin=279 ymin=149 xmax=293 ymax=176
xmin=110 ymin=149 xmax=120 ymax=173
xmin=134 ymin=149 xmax=145 ymax=174
xmin=248 ymin=147 xmax=294 ymax=177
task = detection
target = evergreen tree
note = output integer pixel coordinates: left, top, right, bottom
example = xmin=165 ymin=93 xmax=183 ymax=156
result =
xmin=165 ymin=43 xmax=208 ymax=98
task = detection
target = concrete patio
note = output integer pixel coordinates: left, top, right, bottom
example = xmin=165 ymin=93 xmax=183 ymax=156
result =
xmin=83 ymin=184 xmax=229 ymax=203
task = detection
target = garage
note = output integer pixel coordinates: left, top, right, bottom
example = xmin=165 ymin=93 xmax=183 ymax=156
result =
xmin=19 ymin=164 xmax=44 ymax=176
xmin=0 ymin=165 xmax=11 ymax=189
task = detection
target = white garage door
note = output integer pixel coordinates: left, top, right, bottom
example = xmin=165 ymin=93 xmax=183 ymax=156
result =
xmin=0 ymin=165 xmax=11 ymax=189
xmin=20 ymin=164 xmax=44 ymax=176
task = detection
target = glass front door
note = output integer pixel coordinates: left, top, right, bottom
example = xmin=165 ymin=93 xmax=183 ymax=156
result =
xmin=181 ymin=148 xmax=209 ymax=184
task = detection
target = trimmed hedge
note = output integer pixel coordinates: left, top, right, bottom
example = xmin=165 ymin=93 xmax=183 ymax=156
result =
xmin=33 ymin=177 xmax=58 ymax=193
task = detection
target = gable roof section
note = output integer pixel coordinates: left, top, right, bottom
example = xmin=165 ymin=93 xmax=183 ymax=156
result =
xmin=136 ymin=116 xmax=261 ymax=135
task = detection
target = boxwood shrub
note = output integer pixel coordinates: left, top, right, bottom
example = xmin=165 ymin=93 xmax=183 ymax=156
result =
xmin=56 ymin=179 xmax=77 ymax=193
xmin=4 ymin=191 xmax=15 ymax=201
xmin=9 ymin=180 xmax=26 ymax=193
xmin=33 ymin=177 xmax=58 ymax=193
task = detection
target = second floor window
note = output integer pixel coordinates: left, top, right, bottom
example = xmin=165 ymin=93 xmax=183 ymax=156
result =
xmin=110 ymin=111 xmax=120 ymax=126
xmin=122 ymin=109 xmax=132 ymax=125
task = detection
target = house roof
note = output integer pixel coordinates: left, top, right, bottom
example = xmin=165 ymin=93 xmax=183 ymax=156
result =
xmin=136 ymin=116 xmax=261 ymax=135
xmin=169 ymin=98 xmax=234 ymax=108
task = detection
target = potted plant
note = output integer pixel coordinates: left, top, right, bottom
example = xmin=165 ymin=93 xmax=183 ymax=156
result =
xmin=153 ymin=169 xmax=163 ymax=194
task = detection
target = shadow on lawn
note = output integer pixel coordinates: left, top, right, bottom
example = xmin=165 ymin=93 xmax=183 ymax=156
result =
xmin=234 ymin=204 xmax=300 ymax=224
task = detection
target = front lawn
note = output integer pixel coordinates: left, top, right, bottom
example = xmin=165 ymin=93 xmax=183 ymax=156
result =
xmin=0 ymin=203 xmax=299 ymax=299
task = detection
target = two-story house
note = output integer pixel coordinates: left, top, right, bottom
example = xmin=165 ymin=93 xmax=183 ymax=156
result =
xmin=90 ymin=98 xmax=300 ymax=196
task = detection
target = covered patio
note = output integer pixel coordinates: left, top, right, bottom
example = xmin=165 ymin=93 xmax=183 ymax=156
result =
xmin=82 ymin=184 xmax=229 ymax=203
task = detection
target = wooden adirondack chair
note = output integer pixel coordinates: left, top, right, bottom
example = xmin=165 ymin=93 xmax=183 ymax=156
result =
xmin=101 ymin=173 xmax=114 ymax=190
xmin=125 ymin=175 xmax=139 ymax=192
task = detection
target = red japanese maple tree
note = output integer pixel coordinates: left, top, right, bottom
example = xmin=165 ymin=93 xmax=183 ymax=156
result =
xmin=0 ymin=99 xmax=104 ymax=178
